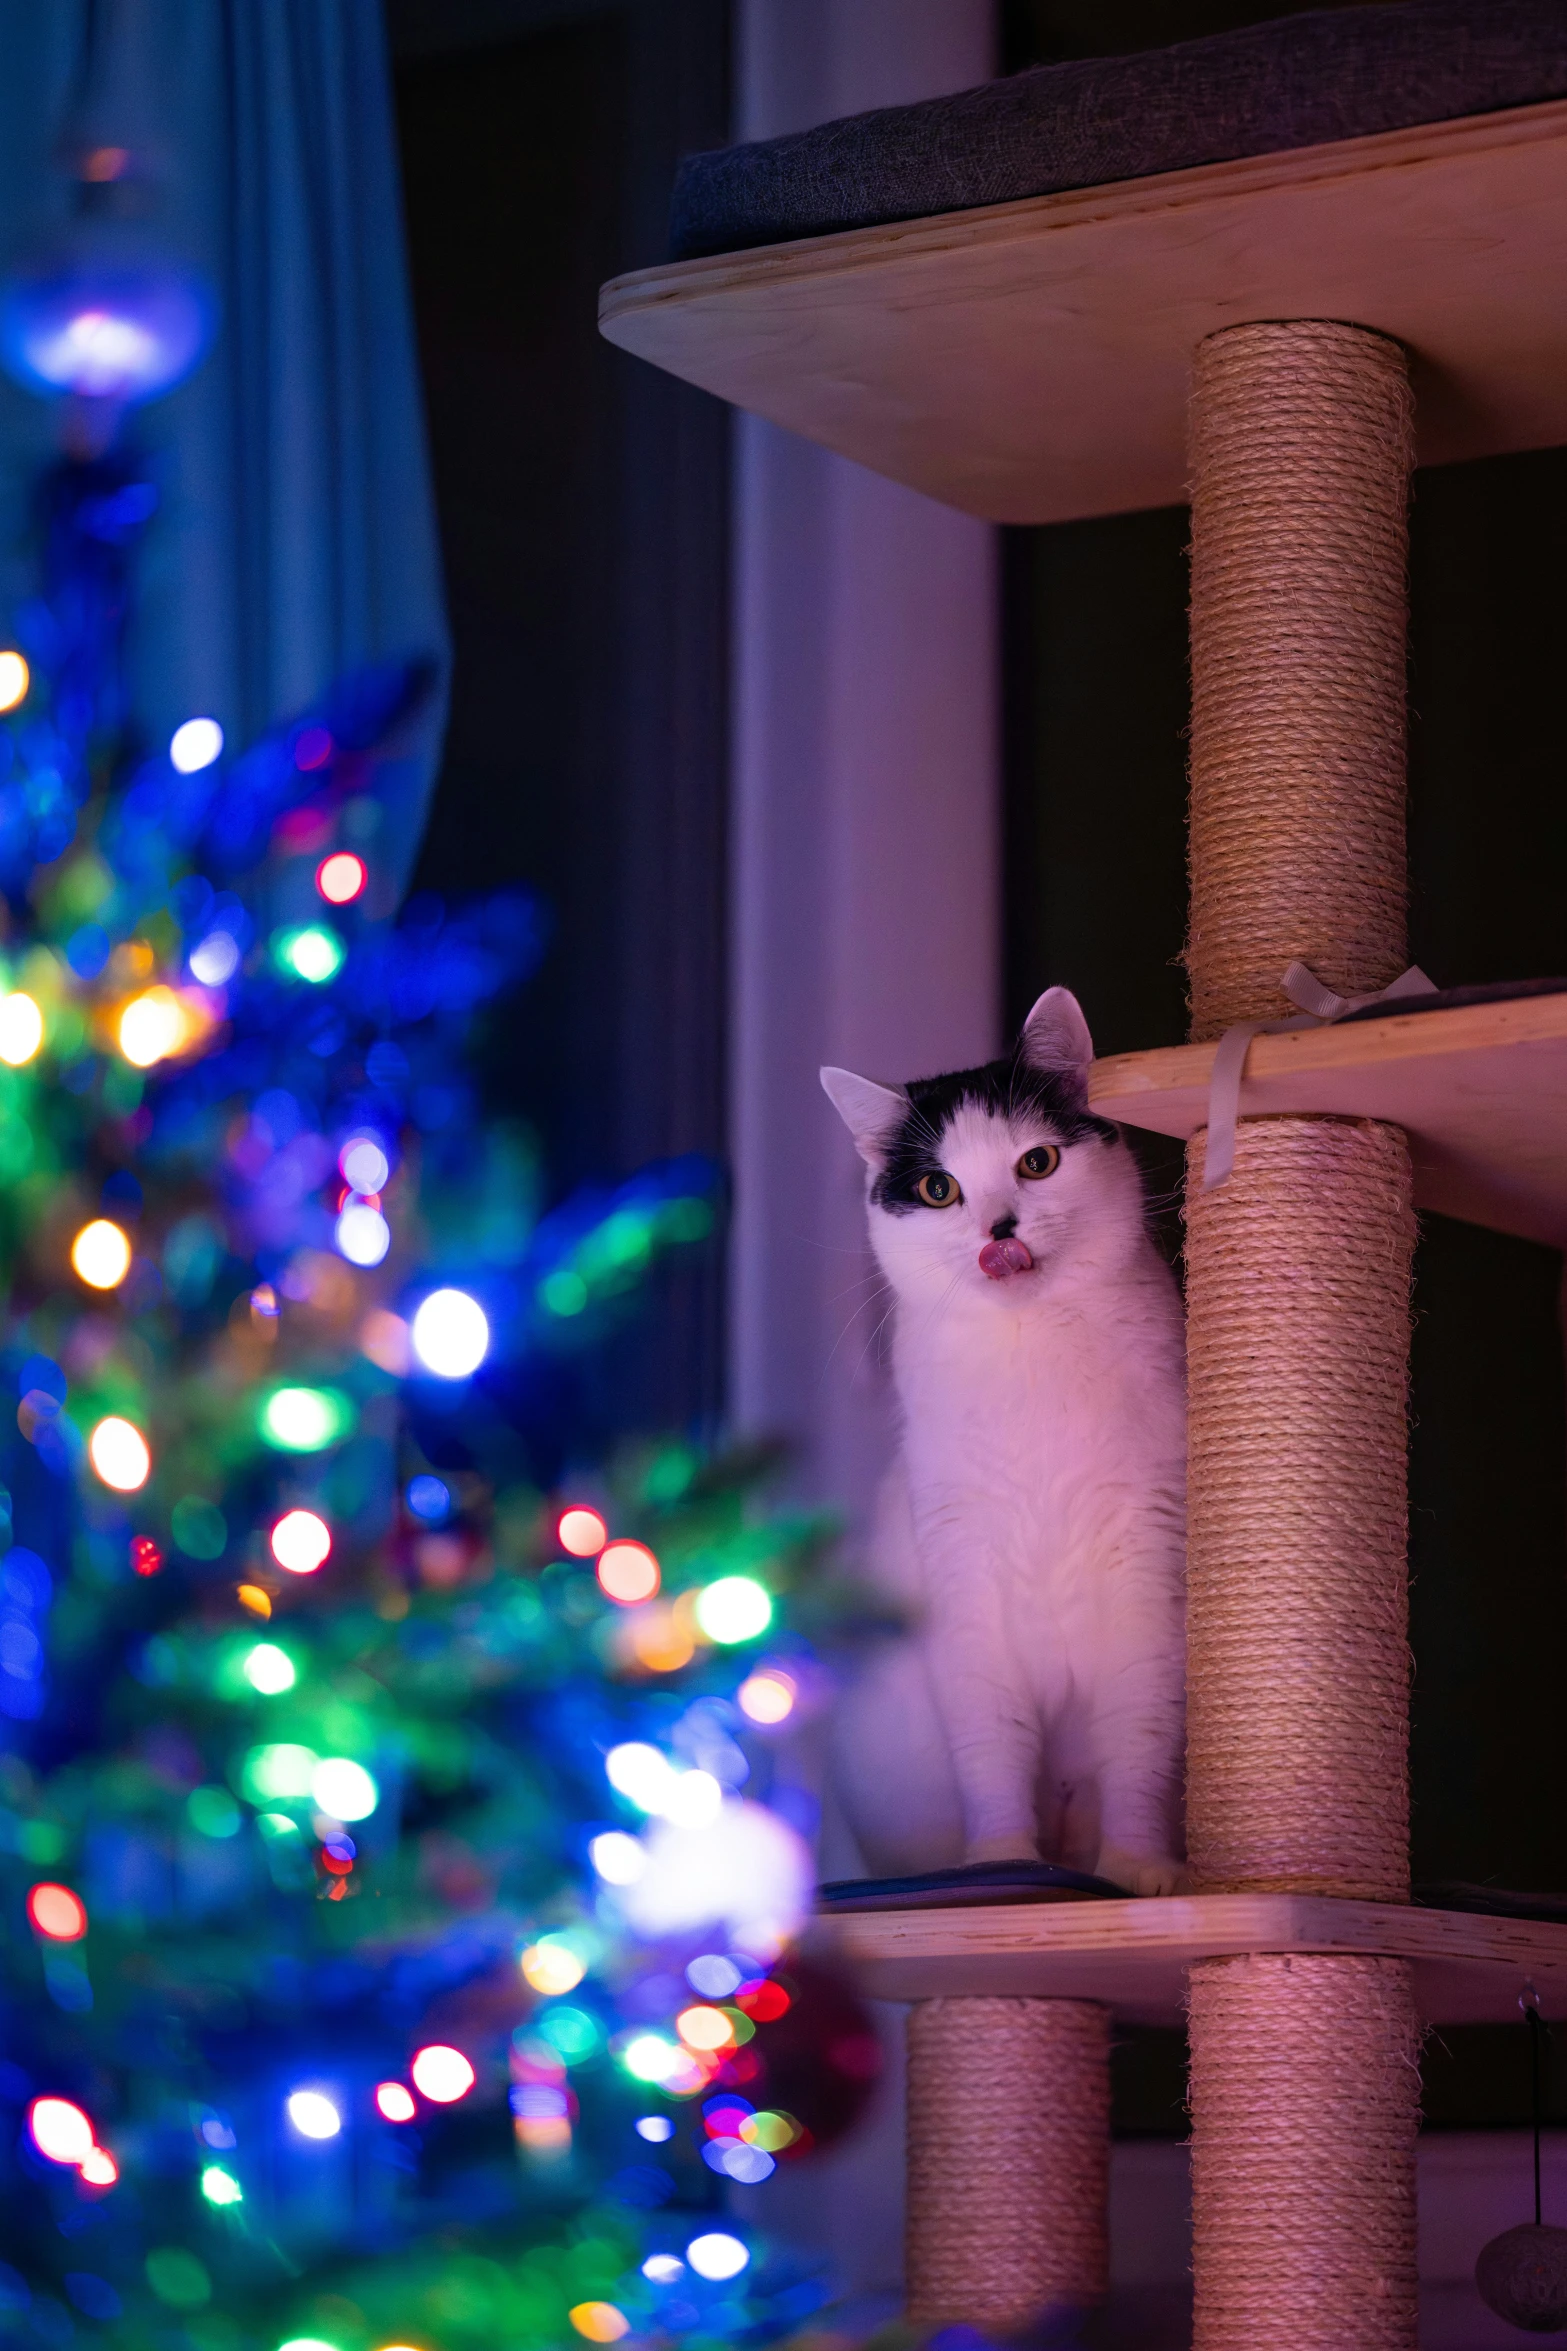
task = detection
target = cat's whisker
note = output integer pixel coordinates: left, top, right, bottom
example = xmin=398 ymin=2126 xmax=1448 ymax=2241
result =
xmin=822 ymin=1279 xmax=896 ymax=1381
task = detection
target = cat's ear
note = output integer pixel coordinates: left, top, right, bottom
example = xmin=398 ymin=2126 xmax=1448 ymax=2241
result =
xmin=820 ymin=1067 xmax=906 ymax=1170
xmin=1020 ymin=988 xmax=1095 ymax=1097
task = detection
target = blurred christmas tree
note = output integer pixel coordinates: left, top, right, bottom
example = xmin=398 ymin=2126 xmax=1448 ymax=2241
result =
xmin=0 ymin=366 xmax=877 ymax=2351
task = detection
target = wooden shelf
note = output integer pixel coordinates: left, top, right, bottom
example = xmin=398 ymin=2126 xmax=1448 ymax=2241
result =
xmin=600 ymin=100 xmax=1567 ymax=525
xmin=1087 ymin=994 xmax=1567 ymax=1250
xmin=813 ymin=1895 xmax=1567 ymax=2027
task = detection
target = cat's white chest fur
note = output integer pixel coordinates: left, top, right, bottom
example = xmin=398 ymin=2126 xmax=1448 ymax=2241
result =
xmin=822 ymin=988 xmax=1188 ymax=1896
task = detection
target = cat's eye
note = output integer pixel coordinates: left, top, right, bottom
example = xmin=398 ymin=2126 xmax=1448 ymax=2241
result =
xmin=916 ymin=1170 xmax=961 ymax=1208
xmin=1016 ymin=1145 xmax=1061 ymax=1181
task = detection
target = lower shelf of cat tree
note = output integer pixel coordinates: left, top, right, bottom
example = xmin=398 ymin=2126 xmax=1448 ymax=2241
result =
xmin=815 ymin=1894 xmax=1567 ymax=2027
xmin=1087 ymin=992 xmax=1567 ymax=1249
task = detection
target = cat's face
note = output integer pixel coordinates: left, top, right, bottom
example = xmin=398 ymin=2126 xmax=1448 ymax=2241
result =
xmin=823 ymin=989 xmax=1137 ymax=1306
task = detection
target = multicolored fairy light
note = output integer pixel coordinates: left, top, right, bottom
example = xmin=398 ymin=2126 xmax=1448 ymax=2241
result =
xmin=285 ymin=2089 xmax=341 ymax=2140
xmin=0 ymin=650 xmax=28 ymax=712
xmin=29 ymin=2097 xmax=94 ymax=2164
xmin=117 ymin=986 xmax=188 ymax=1067
xmin=340 ymin=1134 xmax=390 ymax=1192
xmin=686 ymin=2234 xmax=750 ymax=2282
xmin=596 ymin=1540 xmax=659 ymax=1605
xmin=270 ymin=1509 xmax=331 ymax=1574
xmin=694 ymin=1574 xmax=773 ymax=1645
xmin=89 ymin=1416 xmax=150 ymax=1491
xmin=311 ymin=1757 xmax=377 ymax=1820
xmin=589 ymin=1832 xmax=644 ymax=1886
xmin=558 ymin=1505 xmax=607 ymax=1557
xmin=568 ymin=2304 xmax=628 ymax=2343
xmin=26 ymin=1883 xmax=87 ymax=1940
xmin=242 ymin=1643 xmax=296 ymax=1696
xmin=0 ymin=991 xmax=42 ymax=1065
xmin=169 ymin=717 xmax=223 ymax=773
xmin=410 ymin=2045 xmax=474 ymax=2103
xmin=71 ymin=1218 xmax=132 ymax=1289
xmin=273 ymin=925 xmax=345 ymax=984
xmin=738 ymin=1667 xmax=796 ymax=1723
xmin=520 ymin=1938 xmax=586 ymax=1996
xmin=409 ymin=1288 xmax=488 ymax=1379
xmin=316 ymin=852 xmax=366 ymax=904
xmin=260 ymin=1386 xmax=349 ymax=1452
xmin=336 ymin=1199 xmax=391 ymax=1266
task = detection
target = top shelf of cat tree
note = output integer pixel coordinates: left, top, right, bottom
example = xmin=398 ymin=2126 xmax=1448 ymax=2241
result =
xmin=599 ymin=99 xmax=1567 ymax=525
xmin=1088 ymin=993 xmax=1567 ymax=1249
xmin=816 ymin=1893 xmax=1567 ymax=2028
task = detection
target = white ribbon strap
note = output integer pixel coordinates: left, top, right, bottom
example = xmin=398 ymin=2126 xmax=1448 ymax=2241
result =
xmin=1202 ymin=960 xmax=1434 ymax=1190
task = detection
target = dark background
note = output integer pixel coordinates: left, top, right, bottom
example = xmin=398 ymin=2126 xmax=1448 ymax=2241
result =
xmin=388 ymin=0 xmax=1567 ymax=2124
xmin=389 ymin=0 xmax=730 ymax=1448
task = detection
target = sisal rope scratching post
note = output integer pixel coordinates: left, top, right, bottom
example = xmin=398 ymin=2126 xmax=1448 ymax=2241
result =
xmin=905 ymin=1997 xmax=1109 ymax=2329
xmin=1184 ymin=322 xmax=1420 ymax=2350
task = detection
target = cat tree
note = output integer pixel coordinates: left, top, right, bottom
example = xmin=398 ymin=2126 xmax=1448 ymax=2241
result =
xmin=601 ymin=35 xmax=1567 ymax=2349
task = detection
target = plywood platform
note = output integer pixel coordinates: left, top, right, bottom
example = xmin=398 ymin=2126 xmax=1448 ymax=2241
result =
xmin=816 ymin=1894 xmax=1567 ymax=2027
xmin=1087 ymin=993 xmax=1567 ymax=1249
xmin=600 ymin=99 xmax=1567 ymax=524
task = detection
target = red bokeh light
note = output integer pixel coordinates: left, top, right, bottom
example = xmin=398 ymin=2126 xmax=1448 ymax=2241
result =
xmin=27 ymin=1883 xmax=87 ymax=1941
xmin=131 ymin=1535 xmax=163 ymax=1577
xmin=411 ymin=2044 xmax=476 ymax=2103
xmin=558 ymin=1506 xmax=607 ymax=1558
xmin=735 ymin=1978 xmax=791 ymax=2023
xmin=316 ymin=852 xmax=366 ymax=905
xmin=376 ymin=2081 xmax=416 ymax=2123
xmin=596 ymin=1541 xmax=660 ymax=1606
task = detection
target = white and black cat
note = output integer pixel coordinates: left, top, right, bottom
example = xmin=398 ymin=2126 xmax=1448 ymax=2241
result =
xmin=821 ymin=987 xmax=1187 ymax=1897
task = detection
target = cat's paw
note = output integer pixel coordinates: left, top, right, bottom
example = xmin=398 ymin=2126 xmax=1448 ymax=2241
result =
xmin=964 ymin=1834 xmax=1040 ymax=1864
xmin=1096 ymin=1845 xmax=1191 ymax=1897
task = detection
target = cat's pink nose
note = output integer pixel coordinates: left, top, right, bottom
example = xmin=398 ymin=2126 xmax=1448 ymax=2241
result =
xmin=978 ymin=1236 xmax=1033 ymax=1280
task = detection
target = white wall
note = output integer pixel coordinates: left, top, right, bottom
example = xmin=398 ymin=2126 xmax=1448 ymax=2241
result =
xmin=728 ymin=0 xmax=1000 ymax=1535
xmin=725 ymin=3 xmax=998 ymax=2302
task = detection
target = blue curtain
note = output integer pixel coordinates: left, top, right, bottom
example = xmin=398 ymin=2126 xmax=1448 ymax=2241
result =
xmin=0 ymin=0 xmax=448 ymax=893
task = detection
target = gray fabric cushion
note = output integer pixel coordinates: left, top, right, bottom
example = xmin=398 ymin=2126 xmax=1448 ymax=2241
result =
xmin=670 ymin=1 xmax=1567 ymax=261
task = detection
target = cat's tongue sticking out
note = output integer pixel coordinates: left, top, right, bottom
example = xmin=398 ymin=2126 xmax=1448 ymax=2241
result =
xmin=978 ymin=1235 xmax=1033 ymax=1281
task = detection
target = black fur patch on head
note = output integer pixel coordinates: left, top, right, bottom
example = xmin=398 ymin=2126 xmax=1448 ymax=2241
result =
xmin=872 ymin=1049 xmax=1119 ymax=1214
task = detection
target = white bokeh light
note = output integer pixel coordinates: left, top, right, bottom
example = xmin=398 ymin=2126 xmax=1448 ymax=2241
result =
xmin=616 ymin=1800 xmax=810 ymax=1956
xmin=285 ymin=2089 xmax=341 ymax=2141
xmin=89 ymin=1416 xmax=150 ymax=1492
xmin=29 ymin=2098 xmax=94 ymax=2164
xmin=411 ymin=2045 xmax=475 ymax=2103
xmin=339 ymin=1135 xmax=389 ymax=1193
xmin=0 ymin=992 xmax=43 ymax=1066
xmin=189 ymin=931 xmax=240 ymax=986
xmin=410 ymin=1288 xmax=489 ymax=1379
xmin=271 ymin=1510 xmax=331 ymax=1575
xmin=335 ymin=1202 xmax=390 ymax=1267
xmin=686 ymin=2234 xmax=749 ymax=2282
xmin=170 ymin=717 xmax=224 ymax=774
xmin=589 ymin=1831 xmax=645 ymax=1886
xmin=310 ymin=1758 xmax=378 ymax=1821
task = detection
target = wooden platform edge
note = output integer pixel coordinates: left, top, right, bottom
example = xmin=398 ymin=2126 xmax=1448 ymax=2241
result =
xmin=1088 ymin=993 xmax=1567 ymax=1130
xmin=600 ymin=95 xmax=1567 ymax=332
xmin=809 ymin=1893 xmax=1567 ymax=2026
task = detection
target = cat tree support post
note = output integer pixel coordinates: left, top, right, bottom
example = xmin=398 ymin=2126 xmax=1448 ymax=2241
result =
xmin=904 ymin=1995 xmax=1109 ymax=2328
xmin=1183 ymin=323 xmax=1421 ymax=2351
